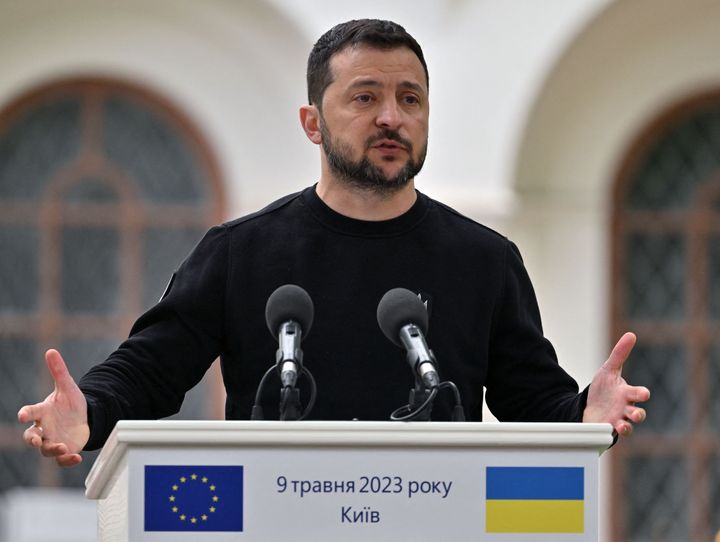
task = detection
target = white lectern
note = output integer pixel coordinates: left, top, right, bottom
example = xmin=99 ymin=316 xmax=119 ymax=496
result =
xmin=85 ymin=421 xmax=613 ymax=542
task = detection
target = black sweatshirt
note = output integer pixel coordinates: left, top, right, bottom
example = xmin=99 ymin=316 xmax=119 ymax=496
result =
xmin=79 ymin=186 xmax=587 ymax=450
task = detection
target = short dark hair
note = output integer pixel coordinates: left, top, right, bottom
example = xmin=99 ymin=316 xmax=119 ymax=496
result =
xmin=306 ymin=19 xmax=429 ymax=107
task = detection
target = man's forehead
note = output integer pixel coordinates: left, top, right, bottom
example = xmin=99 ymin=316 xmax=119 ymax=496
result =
xmin=328 ymin=44 xmax=427 ymax=89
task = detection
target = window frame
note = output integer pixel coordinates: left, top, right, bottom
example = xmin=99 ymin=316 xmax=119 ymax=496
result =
xmin=0 ymin=77 xmax=226 ymax=488
xmin=611 ymin=90 xmax=720 ymax=541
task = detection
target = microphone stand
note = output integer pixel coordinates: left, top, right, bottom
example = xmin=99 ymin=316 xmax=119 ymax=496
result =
xmin=390 ymin=375 xmax=437 ymax=421
xmin=407 ymin=377 xmax=433 ymax=421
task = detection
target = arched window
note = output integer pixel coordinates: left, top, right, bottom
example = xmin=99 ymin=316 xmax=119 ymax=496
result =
xmin=0 ymin=79 xmax=225 ymax=490
xmin=612 ymin=92 xmax=720 ymax=541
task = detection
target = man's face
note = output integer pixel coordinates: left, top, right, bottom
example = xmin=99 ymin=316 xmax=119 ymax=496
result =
xmin=318 ymin=45 xmax=429 ymax=195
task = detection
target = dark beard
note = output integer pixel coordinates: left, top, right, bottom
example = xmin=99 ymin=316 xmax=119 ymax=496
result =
xmin=320 ymin=123 xmax=427 ymax=197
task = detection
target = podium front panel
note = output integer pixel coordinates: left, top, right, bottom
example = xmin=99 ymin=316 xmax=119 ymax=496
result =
xmin=86 ymin=421 xmax=611 ymax=542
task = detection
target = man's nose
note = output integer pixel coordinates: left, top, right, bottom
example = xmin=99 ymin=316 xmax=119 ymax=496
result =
xmin=375 ymin=99 xmax=402 ymax=130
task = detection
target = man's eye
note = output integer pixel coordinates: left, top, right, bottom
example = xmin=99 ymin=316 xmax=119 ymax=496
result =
xmin=355 ymin=94 xmax=372 ymax=103
xmin=403 ymin=95 xmax=420 ymax=105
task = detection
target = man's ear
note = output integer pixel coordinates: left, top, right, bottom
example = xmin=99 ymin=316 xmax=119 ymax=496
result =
xmin=299 ymin=105 xmax=323 ymax=145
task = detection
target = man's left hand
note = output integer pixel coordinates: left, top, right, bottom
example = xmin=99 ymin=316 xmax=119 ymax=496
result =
xmin=583 ymin=332 xmax=650 ymax=436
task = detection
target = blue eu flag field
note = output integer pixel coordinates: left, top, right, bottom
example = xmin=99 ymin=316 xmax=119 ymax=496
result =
xmin=144 ymin=465 xmax=244 ymax=532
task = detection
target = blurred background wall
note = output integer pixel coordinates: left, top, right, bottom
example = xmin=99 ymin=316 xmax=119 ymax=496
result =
xmin=0 ymin=0 xmax=719 ymax=540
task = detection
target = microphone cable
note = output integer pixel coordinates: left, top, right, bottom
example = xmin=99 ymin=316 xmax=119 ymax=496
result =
xmin=390 ymin=381 xmax=465 ymax=422
xmin=250 ymin=364 xmax=317 ymax=421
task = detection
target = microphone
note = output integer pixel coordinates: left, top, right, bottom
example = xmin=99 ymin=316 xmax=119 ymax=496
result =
xmin=377 ymin=288 xmax=440 ymax=389
xmin=265 ymin=284 xmax=314 ymax=388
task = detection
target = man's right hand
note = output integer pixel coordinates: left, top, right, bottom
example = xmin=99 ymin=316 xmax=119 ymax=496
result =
xmin=17 ymin=349 xmax=90 ymax=467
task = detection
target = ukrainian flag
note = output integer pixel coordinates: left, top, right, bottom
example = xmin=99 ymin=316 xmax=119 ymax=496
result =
xmin=486 ymin=466 xmax=584 ymax=533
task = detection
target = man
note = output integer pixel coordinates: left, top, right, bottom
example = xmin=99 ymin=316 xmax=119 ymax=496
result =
xmin=19 ymin=19 xmax=649 ymax=467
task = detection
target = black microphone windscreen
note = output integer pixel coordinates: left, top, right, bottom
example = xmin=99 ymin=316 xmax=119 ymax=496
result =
xmin=376 ymin=288 xmax=429 ymax=346
xmin=265 ymin=284 xmax=314 ymax=337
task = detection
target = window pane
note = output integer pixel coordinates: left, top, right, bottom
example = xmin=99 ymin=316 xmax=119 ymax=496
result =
xmin=627 ymin=106 xmax=720 ymax=210
xmin=625 ymin=233 xmax=686 ymax=320
xmin=142 ymin=227 xmax=205 ymax=309
xmin=0 ymin=225 xmax=39 ymax=312
xmin=103 ymin=96 xmax=207 ymax=204
xmin=59 ymin=338 xmax=120 ymax=379
xmin=625 ymin=456 xmax=689 ymax=541
xmin=63 ymin=178 xmax=118 ymax=203
xmin=0 ymin=450 xmax=38 ymax=492
xmin=61 ymin=226 xmax=119 ymax=313
xmin=0 ymin=98 xmax=82 ymax=199
xmin=0 ymin=338 xmax=39 ymax=423
xmin=710 ymin=345 xmax=720 ymax=431
xmin=626 ymin=140 xmax=693 ymax=210
xmin=692 ymin=110 xmax=720 ymax=173
xmin=712 ymin=455 xmax=720 ymax=539
xmin=623 ymin=342 xmax=688 ymax=434
xmin=709 ymin=236 xmax=720 ymax=320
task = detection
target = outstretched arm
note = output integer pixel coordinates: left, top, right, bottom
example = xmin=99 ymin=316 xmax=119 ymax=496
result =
xmin=17 ymin=349 xmax=90 ymax=467
xmin=583 ymin=332 xmax=651 ymax=436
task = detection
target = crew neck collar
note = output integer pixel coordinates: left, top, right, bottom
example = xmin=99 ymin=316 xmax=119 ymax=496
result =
xmin=301 ymin=185 xmax=430 ymax=237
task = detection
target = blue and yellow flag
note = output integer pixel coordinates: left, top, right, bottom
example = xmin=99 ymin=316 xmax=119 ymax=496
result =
xmin=486 ymin=466 xmax=584 ymax=533
xmin=144 ymin=465 xmax=244 ymax=532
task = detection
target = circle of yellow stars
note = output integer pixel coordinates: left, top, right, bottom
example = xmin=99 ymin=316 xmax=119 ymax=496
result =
xmin=168 ymin=473 xmax=220 ymax=524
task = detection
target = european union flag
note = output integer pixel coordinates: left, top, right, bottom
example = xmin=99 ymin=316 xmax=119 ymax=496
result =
xmin=144 ymin=465 xmax=243 ymax=532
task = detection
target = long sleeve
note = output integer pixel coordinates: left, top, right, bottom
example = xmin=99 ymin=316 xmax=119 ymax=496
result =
xmin=79 ymin=226 xmax=229 ymax=449
xmin=485 ymin=241 xmax=587 ymax=422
